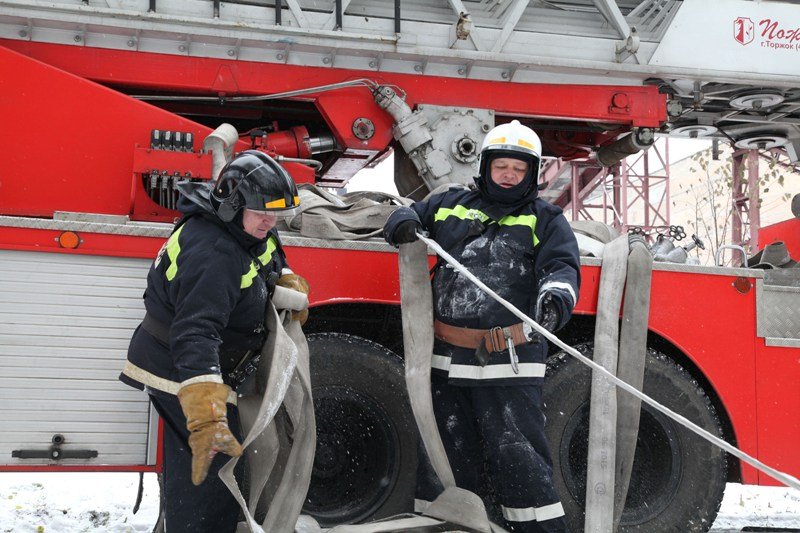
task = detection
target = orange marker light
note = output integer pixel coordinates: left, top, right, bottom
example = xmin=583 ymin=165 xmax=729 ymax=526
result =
xmin=58 ymin=231 xmax=81 ymax=249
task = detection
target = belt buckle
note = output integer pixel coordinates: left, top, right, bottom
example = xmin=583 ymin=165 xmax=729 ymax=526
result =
xmin=489 ymin=326 xmax=504 ymax=353
xmin=227 ymin=350 xmax=258 ymax=389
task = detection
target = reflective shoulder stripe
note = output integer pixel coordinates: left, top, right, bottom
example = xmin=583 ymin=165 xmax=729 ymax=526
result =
xmin=241 ymin=235 xmax=279 ymax=289
xmin=498 ymin=213 xmax=539 ymax=247
xmin=433 ymin=205 xmax=491 ymax=223
xmin=433 ymin=206 xmax=538 ymax=247
xmin=164 ymin=224 xmax=185 ymax=281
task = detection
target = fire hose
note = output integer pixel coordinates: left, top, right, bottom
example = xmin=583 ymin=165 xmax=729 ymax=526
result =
xmin=415 ymin=232 xmax=800 ymax=493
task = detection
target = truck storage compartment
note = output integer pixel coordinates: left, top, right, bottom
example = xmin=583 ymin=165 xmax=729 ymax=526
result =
xmin=757 ymin=270 xmax=800 ymax=348
xmin=0 ymin=250 xmax=156 ymax=466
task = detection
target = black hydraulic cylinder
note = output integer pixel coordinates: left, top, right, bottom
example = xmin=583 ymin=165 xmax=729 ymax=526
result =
xmin=596 ymin=129 xmax=654 ymax=167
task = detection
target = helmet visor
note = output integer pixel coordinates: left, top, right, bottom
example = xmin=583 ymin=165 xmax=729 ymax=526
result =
xmin=242 ymin=206 xmax=298 ymax=219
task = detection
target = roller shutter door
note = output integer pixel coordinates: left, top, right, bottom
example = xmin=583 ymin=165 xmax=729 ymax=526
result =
xmin=0 ymin=250 xmax=156 ymax=466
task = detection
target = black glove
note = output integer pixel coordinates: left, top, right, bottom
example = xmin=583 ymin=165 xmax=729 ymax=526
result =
xmin=536 ymin=291 xmax=561 ymax=334
xmin=392 ymin=219 xmax=422 ymax=246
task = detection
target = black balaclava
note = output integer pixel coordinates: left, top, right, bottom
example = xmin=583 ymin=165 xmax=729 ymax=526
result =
xmin=474 ymin=150 xmax=540 ymax=217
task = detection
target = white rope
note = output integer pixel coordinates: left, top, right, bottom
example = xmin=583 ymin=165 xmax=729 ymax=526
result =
xmin=417 ymin=232 xmax=800 ymax=491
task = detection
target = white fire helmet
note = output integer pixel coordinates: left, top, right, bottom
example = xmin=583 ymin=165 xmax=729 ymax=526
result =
xmin=479 ymin=119 xmax=543 ymax=178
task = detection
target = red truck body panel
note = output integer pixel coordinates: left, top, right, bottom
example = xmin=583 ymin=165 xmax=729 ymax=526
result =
xmin=1 ymin=39 xmax=798 ymax=490
xmin=2 ymin=225 xmax=799 ymax=486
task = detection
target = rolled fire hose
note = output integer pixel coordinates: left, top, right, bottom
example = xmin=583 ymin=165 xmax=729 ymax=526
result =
xmin=398 ymin=239 xmax=456 ymax=490
xmin=613 ymin=237 xmax=652 ymax=530
xmin=325 ymin=241 xmax=504 ymax=532
xmin=584 ymin=235 xmax=629 ymax=533
xmin=218 ymin=285 xmax=318 ymax=533
xmin=329 ymin=239 xmax=515 ymax=533
xmin=283 ymin=185 xmax=411 ymax=240
xmin=583 ymin=235 xmax=652 ymax=533
xmin=390 ymin=239 xmax=504 ymax=533
xmin=415 ymin=232 xmax=800 ymax=494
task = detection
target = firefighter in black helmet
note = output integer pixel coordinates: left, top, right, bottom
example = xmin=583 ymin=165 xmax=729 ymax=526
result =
xmin=120 ymin=150 xmax=309 ymax=532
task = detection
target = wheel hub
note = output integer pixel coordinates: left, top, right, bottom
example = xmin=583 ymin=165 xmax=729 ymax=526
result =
xmin=304 ymin=385 xmax=400 ymax=526
xmin=559 ymin=403 xmax=683 ymax=527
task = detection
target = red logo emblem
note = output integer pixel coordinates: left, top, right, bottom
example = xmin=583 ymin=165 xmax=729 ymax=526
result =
xmin=734 ymin=17 xmax=754 ymax=45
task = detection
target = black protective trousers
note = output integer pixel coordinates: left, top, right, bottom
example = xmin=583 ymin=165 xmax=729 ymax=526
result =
xmin=416 ymin=376 xmax=569 ymax=533
xmin=149 ymin=392 xmax=245 ymax=533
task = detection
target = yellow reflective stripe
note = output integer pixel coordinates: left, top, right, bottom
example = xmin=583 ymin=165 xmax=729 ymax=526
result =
xmin=498 ymin=214 xmax=539 ymax=247
xmin=434 ymin=205 xmax=538 ymax=246
xmin=264 ymin=198 xmax=286 ymax=208
xmin=259 ymin=236 xmax=278 ymax=264
xmin=517 ymin=138 xmax=535 ymax=149
xmin=264 ymin=195 xmax=300 ymax=209
xmin=241 ymin=236 xmax=278 ymax=289
xmin=164 ymin=224 xmax=185 ymax=281
xmin=434 ymin=205 xmax=491 ymax=223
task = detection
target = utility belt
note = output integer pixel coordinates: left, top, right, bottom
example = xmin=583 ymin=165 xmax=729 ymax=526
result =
xmin=141 ymin=312 xmax=259 ymax=389
xmin=433 ymin=319 xmax=538 ymax=373
xmin=141 ymin=312 xmax=170 ymax=345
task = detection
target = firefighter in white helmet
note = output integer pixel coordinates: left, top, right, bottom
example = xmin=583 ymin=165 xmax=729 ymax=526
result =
xmin=384 ymin=120 xmax=580 ymax=532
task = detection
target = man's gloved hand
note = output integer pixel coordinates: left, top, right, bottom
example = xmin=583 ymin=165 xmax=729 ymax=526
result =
xmin=535 ymin=291 xmax=561 ymax=334
xmin=391 ymin=219 xmax=422 ymax=246
xmin=276 ymin=273 xmax=310 ymax=325
xmin=177 ymin=382 xmax=243 ymax=486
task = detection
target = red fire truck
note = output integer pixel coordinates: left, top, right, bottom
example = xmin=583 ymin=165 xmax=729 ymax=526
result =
xmin=1 ymin=1 xmax=799 ymax=531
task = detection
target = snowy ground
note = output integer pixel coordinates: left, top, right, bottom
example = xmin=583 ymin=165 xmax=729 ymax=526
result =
xmin=0 ymin=474 xmax=798 ymax=532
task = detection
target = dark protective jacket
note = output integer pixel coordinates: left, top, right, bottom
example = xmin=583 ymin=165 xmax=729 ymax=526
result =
xmin=384 ymin=187 xmax=580 ymax=386
xmin=120 ymin=196 xmax=288 ymax=395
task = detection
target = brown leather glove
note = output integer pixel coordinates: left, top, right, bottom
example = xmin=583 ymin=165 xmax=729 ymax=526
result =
xmin=177 ymin=382 xmax=243 ymax=486
xmin=276 ymin=273 xmax=310 ymax=325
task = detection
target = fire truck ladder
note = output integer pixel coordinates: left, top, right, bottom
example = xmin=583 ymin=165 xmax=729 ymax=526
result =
xmin=2 ymin=0 xmax=800 ymax=245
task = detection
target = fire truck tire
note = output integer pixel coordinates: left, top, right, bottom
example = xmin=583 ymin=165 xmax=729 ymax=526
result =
xmin=543 ymin=344 xmax=727 ymax=532
xmin=304 ymin=332 xmax=417 ymax=526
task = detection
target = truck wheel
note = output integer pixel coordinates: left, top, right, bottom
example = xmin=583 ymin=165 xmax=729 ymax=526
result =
xmin=304 ymin=333 xmax=417 ymax=526
xmin=543 ymin=345 xmax=727 ymax=532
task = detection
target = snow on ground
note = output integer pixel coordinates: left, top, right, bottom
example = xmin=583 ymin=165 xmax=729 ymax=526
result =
xmin=0 ymin=474 xmax=798 ymax=532
xmin=710 ymin=483 xmax=800 ymax=532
